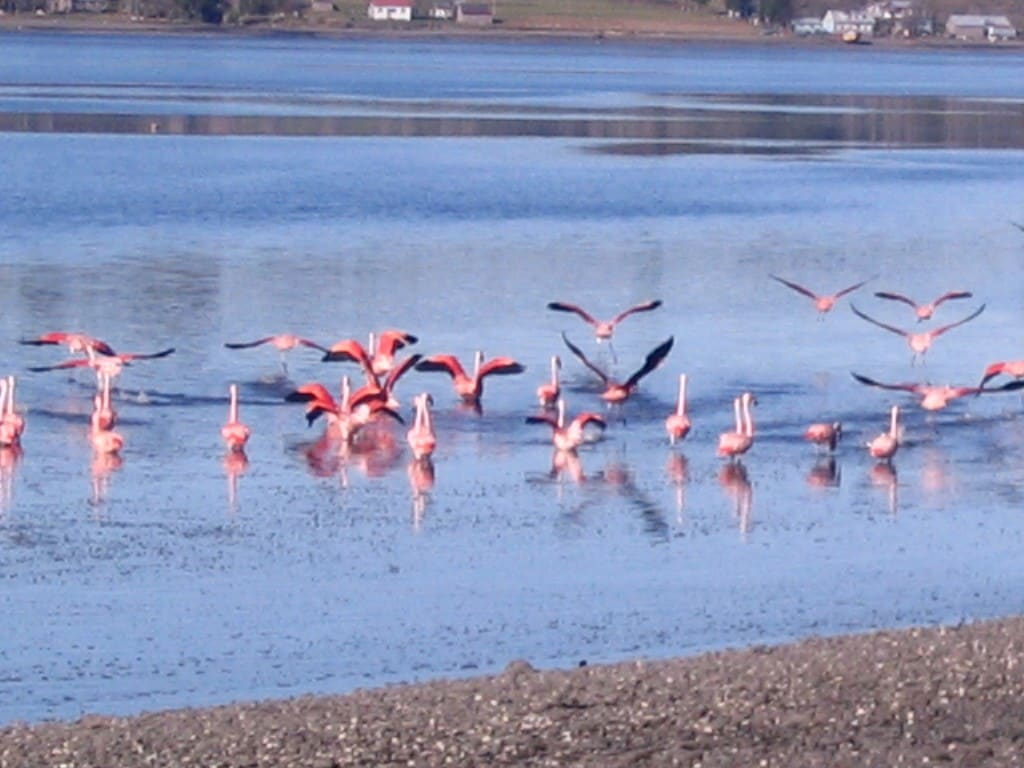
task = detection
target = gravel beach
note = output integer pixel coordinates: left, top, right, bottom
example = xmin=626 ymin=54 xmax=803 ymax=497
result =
xmin=3 ymin=617 xmax=1024 ymax=767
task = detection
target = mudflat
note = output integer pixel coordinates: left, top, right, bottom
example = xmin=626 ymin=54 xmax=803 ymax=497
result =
xmin=2 ymin=617 xmax=1023 ymax=766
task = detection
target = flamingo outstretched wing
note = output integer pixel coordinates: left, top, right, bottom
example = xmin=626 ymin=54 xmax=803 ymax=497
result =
xmin=478 ymin=357 xmax=526 ymax=379
xmin=561 ymin=332 xmax=610 ymax=385
xmin=122 ymin=347 xmax=176 ymax=361
xmin=833 ymin=278 xmax=873 ymax=299
xmin=610 ymin=299 xmax=663 ymax=325
xmin=850 ymin=372 xmax=920 ymax=394
xmin=547 ymin=301 xmax=599 ymax=327
xmin=225 ymin=336 xmax=278 ymax=350
xmin=376 ymin=330 xmax=418 ymax=357
xmin=19 ymin=332 xmax=117 ymax=356
xmin=322 ymin=338 xmax=374 ymax=370
xmin=931 ymin=304 xmax=986 ymax=337
xmin=851 ymin=305 xmax=908 ymax=338
xmin=873 ymin=291 xmax=919 ymax=308
xmin=769 ymin=275 xmax=819 ymax=300
xmin=383 ymin=353 xmax=423 ymax=391
xmin=415 ymin=355 xmax=470 ymax=381
xmin=624 ymin=336 xmax=675 ymax=389
xmin=931 ymin=290 xmax=973 ymax=307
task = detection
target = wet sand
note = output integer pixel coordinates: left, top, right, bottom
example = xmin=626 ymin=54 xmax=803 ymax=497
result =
xmin=3 ymin=616 xmax=1023 ymax=766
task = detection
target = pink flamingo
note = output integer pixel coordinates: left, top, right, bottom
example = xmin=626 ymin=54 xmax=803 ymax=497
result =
xmin=415 ymin=351 xmax=525 ymax=406
xmin=546 ymin=299 xmax=662 ymax=342
xmin=717 ymin=392 xmax=755 ymax=460
xmin=851 ymin=372 xmax=1024 ymax=411
xmin=221 ymin=383 xmax=251 ymax=453
xmin=1 ymin=376 xmax=26 ymax=448
xmin=406 ymin=392 xmax=437 ymax=461
xmin=224 ymin=333 xmax=326 ymax=376
xmin=873 ymin=290 xmax=973 ymax=322
xmin=978 ymin=359 xmax=1024 ymax=388
xmin=851 ymin=303 xmax=985 ymax=364
xmin=286 ymin=377 xmax=402 ymax=444
xmin=770 ymin=275 xmax=872 ymax=315
xmin=804 ymin=421 xmax=842 ymax=453
xmin=90 ymin=371 xmax=117 ymax=432
xmin=561 ymin=332 xmax=673 ymax=404
xmin=526 ymin=398 xmax=606 ymax=453
xmin=20 ymin=331 xmax=117 ymax=357
xmin=665 ymin=373 xmax=692 ymax=445
xmin=367 ymin=330 xmax=418 ymax=377
xmin=29 ymin=346 xmax=176 ymax=385
xmin=867 ymin=405 xmax=900 ymax=462
xmin=536 ymin=355 xmax=561 ymax=409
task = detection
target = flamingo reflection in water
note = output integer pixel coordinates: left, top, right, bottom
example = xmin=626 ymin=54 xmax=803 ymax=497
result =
xmin=665 ymin=451 xmax=689 ymax=525
xmin=90 ymin=449 xmax=123 ymax=508
xmin=408 ymin=455 xmax=435 ymax=528
xmin=223 ymin=450 xmax=249 ymax=516
xmin=0 ymin=445 xmax=22 ymax=519
xmin=870 ymin=462 xmax=899 ymax=515
xmin=719 ymin=461 xmax=753 ymax=537
xmin=806 ymin=456 xmax=841 ymax=489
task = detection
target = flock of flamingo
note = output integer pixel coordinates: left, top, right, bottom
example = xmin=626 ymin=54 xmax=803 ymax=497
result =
xmin=1 ymin=278 xmax=1022 ymax=503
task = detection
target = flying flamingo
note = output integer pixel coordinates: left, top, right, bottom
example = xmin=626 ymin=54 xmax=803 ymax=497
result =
xmin=561 ymin=332 xmax=673 ymax=404
xmin=851 ymin=372 xmax=1024 ymax=411
xmin=536 ymin=355 xmax=561 ymax=409
xmin=717 ymin=392 xmax=755 ymax=460
xmin=28 ymin=346 xmax=176 ymax=385
xmin=867 ymin=405 xmax=900 ymax=462
xmin=0 ymin=376 xmax=26 ymax=448
xmin=978 ymin=359 xmax=1024 ymax=388
xmin=665 ymin=373 xmax=692 ymax=445
xmin=526 ymin=398 xmax=607 ymax=453
xmin=804 ymin=421 xmax=842 ymax=453
xmin=367 ymin=330 xmax=418 ymax=377
xmin=90 ymin=371 xmax=117 ymax=432
xmin=224 ymin=334 xmax=327 ymax=376
xmin=873 ymin=290 xmax=973 ymax=322
xmin=414 ymin=351 xmax=525 ymax=406
xmin=850 ymin=303 xmax=986 ymax=364
xmin=546 ymin=299 xmax=662 ymax=342
xmin=221 ymin=383 xmax=251 ymax=453
xmin=20 ymin=332 xmax=117 ymax=357
xmin=406 ymin=392 xmax=437 ymax=461
xmin=769 ymin=275 xmax=872 ymax=316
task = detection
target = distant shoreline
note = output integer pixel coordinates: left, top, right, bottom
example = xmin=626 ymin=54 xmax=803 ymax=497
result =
xmin=1 ymin=10 xmax=1022 ymax=50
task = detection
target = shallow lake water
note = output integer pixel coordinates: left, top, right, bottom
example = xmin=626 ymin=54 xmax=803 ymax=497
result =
xmin=1 ymin=32 xmax=1023 ymax=724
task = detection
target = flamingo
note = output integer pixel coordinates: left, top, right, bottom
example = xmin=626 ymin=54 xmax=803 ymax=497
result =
xmin=717 ymin=392 xmax=755 ymax=460
xmin=851 ymin=303 xmax=985 ymax=364
xmin=406 ymin=392 xmax=437 ymax=461
xmin=769 ymin=275 xmax=872 ymax=316
xmin=20 ymin=331 xmax=117 ymax=357
xmin=321 ymin=337 xmax=377 ymax=382
xmin=1 ymin=376 xmax=26 ymax=447
xmin=28 ymin=347 xmax=176 ymax=384
xmin=414 ymin=351 xmax=525 ymax=406
xmin=850 ymin=372 xmax=1024 ymax=411
xmin=978 ymin=360 xmax=1024 ymax=388
xmin=561 ymin=332 xmax=673 ymax=404
xmin=368 ymin=330 xmax=418 ymax=377
xmin=873 ymin=290 xmax=973 ymax=322
xmin=526 ymin=398 xmax=607 ymax=453
xmin=351 ymin=353 xmax=422 ymax=411
xmin=536 ymin=355 xmax=561 ymax=409
xmin=90 ymin=371 xmax=117 ymax=432
xmin=286 ymin=376 xmax=402 ymax=444
xmin=665 ymin=373 xmax=692 ymax=445
xmin=804 ymin=422 xmax=841 ymax=453
xmin=90 ymin=426 xmax=124 ymax=456
xmin=546 ymin=299 xmax=662 ymax=342
xmin=224 ymin=334 xmax=326 ymax=376
xmin=867 ymin=405 xmax=900 ymax=462
xmin=221 ymin=383 xmax=251 ymax=453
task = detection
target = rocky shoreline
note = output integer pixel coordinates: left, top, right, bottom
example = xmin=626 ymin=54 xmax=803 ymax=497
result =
xmin=3 ymin=617 xmax=1024 ymax=766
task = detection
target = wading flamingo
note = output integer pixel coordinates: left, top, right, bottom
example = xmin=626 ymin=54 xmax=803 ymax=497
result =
xmin=536 ymin=355 xmax=561 ymax=409
xmin=850 ymin=372 xmax=1024 ymax=411
xmin=546 ymin=299 xmax=662 ymax=342
xmin=221 ymin=383 xmax=251 ymax=453
xmin=872 ymin=290 xmax=973 ymax=322
xmin=20 ymin=332 xmax=117 ymax=357
xmin=0 ymin=376 xmax=26 ymax=448
xmin=561 ymin=332 xmax=673 ymax=404
xmin=850 ymin=303 xmax=985 ymax=364
xmin=867 ymin=405 xmax=900 ymax=462
xmin=286 ymin=376 xmax=403 ymax=444
xmin=224 ymin=334 xmax=327 ymax=376
xmin=406 ymin=392 xmax=437 ymax=461
xmin=770 ymin=275 xmax=872 ymax=316
xmin=367 ymin=330 xmax=418 ymax=377
xmin=665 ymin=373 xmax=692 ymax=445
xmin=717 ymin=392 xmax=755 ymax=460
xmin=804 ymin=421 xmax=842 ymax=453
xmin=526 ymin=398 xmax=607 ymax=453
xmin=414 ymin=351 xmax=525 ymax=406
xmin=978 ymin=360 xmax=1024 ymax=388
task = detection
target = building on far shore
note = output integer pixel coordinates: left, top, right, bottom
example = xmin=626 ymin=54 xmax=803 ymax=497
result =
xmin=791 ymin=16 xmax=826 ymax=34
xmin=367 ymin=0 xmax=412 ymax=21
xmin=945 ymin=13 xmax=1016 ymax=41
xmin=455 ymin=1 xmax=493 ymax=25
xmin=821 ymin=9 xmax=875 ymax=37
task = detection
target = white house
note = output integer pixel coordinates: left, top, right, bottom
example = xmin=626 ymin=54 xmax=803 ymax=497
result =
xmin=791 ymin=16 xmax=826 ymax=34
xmin=822 ymin=9 xmax=876 ymax=36
xmin=368 ymin=0 xmax=412 ymax=21
xmin=946 ymin=14 xmax=1016 ymax=41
